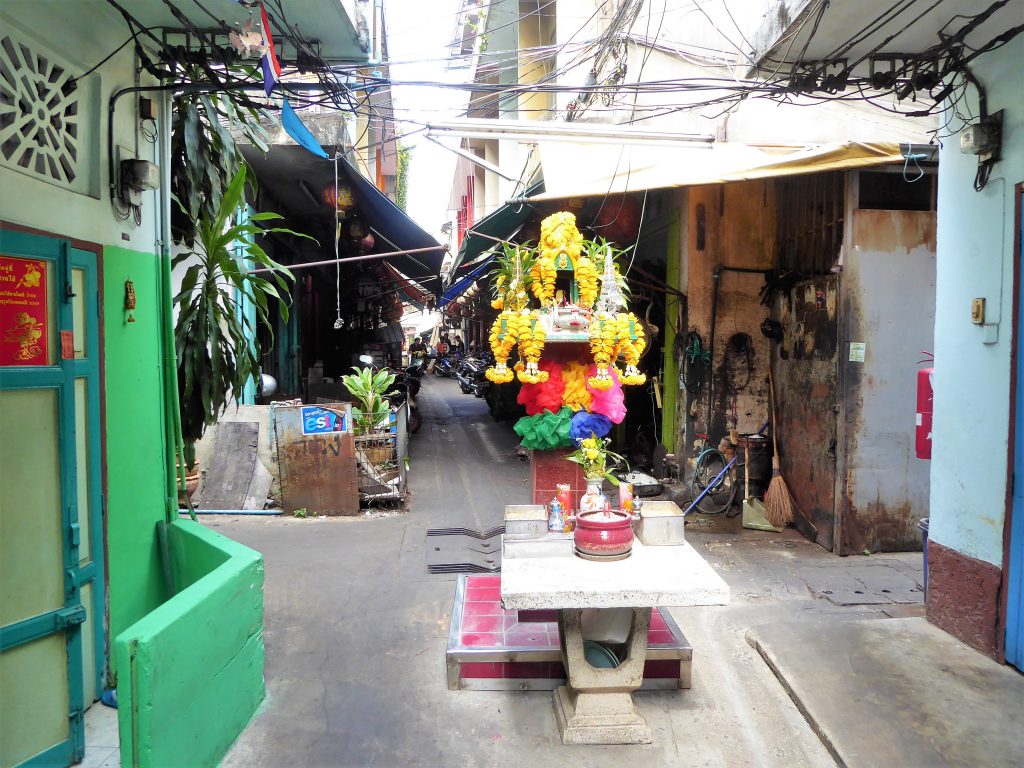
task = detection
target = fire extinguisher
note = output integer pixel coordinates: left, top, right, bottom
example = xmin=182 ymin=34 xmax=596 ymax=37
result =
xmin=916 ymin=351 xmax=934 ymax=460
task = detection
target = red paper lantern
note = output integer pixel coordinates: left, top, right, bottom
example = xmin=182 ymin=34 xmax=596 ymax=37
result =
xmin=322 ymin=184 xmax=354 ymax=212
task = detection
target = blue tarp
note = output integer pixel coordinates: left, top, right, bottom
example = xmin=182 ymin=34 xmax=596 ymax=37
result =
xmin=438 ymin=253 xmax=497 ymax=308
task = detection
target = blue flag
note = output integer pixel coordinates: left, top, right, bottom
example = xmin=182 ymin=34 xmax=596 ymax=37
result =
xmin=281 ymin=98 xmax=328 ymax=159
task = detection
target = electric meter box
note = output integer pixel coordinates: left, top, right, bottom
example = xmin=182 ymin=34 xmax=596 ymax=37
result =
xmin=960 ymin=123 xmax=996 ymax=155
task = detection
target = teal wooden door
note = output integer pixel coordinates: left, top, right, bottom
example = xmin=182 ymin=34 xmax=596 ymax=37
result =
xmin=0 ymin=230 xmax=103 ymax=766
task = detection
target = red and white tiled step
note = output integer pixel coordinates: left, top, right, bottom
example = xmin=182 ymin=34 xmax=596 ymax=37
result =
xmin=446 ymin=574 xmax=693 ymax=691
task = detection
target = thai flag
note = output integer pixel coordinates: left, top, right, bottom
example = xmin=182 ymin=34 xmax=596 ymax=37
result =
xmin=259 ymin=2 xmax=282 ymax=96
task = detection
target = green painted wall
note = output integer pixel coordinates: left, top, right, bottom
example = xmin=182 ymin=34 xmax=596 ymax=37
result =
xmin=115 ymin=519 xmax=265 ymax=768
xmin=102 ymin=246 xmax=169 ymax=641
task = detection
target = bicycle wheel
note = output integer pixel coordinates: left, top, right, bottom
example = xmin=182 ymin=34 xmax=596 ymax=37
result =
xmin=691 ymin=448 xmax=738 ymax=514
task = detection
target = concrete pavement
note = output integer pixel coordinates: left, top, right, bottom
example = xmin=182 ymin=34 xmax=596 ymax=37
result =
xmin=211 ymin=375 xmax=1018 ymax=767
xmin=747 ymin=616 xmax=1024 ymax=768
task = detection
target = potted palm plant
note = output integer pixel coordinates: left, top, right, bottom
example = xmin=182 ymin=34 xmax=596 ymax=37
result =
xmin=173 ymin=166 xmax=313 ymax=468
xmin=340 ymin=365 xmax=397 ymax=436
xmin=341 ymin=364 xmax=397 ymax=465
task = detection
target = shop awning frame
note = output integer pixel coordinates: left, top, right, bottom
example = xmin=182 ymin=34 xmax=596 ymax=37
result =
xmin=530 ymin=141 xmax=922 ymax=202
xmin=240 ymin=144 xmax=446 ymax=296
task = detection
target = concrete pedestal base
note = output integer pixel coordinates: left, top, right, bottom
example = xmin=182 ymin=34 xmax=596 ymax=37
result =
xmin=553 ymin=686 xmax=653 ymax=744
xmin=553 ymin=607 xmax=654 ymax=745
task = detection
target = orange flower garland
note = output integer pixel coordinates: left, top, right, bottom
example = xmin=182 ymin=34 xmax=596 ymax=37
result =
xmin=483 ymin=210 xmax=646 ymax=398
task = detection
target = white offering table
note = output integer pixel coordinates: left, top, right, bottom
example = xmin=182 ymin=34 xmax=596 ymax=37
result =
xmin=501 ymin=540 xmax=729 ymax=745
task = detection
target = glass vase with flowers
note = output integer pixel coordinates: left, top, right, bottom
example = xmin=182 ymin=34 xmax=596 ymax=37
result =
xmin=566 ymin=434 xmax=626 ymax=513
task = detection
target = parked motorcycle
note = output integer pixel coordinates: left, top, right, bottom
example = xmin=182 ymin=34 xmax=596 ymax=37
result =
xmin=433 ymin=354 xmax=455 ymax=378
xmin=454 ymin=356 xmax=487 ymax=395
xmin=406 ymin=357 xmax=427 ymax=382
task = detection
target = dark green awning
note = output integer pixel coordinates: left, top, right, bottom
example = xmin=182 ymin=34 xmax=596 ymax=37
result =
xmin=451 ymin=181 xmax=544 ymax=273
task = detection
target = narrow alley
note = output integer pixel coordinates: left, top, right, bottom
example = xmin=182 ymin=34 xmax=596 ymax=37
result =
xmin=209 ymin=376 xmax=976 ymax=768
xmin=5 ymin=3 xmax=1024 ymax=767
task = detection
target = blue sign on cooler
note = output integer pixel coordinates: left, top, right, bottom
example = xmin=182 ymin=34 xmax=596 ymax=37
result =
xmin=301 ymin=406 xmax=348 ymax=435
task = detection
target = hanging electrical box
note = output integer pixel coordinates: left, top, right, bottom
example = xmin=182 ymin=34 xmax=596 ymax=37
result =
xmin=119 ymin=159 xmax=160 ymax=206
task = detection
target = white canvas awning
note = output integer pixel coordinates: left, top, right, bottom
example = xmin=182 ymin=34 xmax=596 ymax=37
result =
xmin=530 ymin=141 xmax=910 ymax=201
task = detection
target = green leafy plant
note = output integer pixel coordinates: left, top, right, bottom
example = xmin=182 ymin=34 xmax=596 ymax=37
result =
xmin=174 ymin=166 xmax=313 ymax=464
xmin=293 ymin=507 xmax=309 ymax=518
xmin=170 ymin=84 xmax=270 ymax=247
xmin=488 ymin=241 xmax=536 ymax=309
xmin=340 ymin=366 xmax=397 ymax=435
xmin=583 ymin=236 xmax=632 ymax=299
xmin=395 ymin=144 xmax=410 ymax=213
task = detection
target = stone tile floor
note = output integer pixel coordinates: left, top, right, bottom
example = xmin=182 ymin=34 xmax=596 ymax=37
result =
xmin=82 ymin=704 xmax=120 ymax=768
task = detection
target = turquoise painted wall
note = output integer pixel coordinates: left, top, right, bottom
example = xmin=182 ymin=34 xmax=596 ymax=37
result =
xmin=930 ymin=35 xmax=1024 ymax=566
xmin=102 ymin=246 xmax=170 ymax=640
xmin=115 ymin=520 xmax=265 ymax=768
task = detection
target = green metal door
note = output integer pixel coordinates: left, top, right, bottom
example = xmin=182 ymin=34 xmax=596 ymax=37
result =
xmin=0 ymin=230 xmax=103 ymax=767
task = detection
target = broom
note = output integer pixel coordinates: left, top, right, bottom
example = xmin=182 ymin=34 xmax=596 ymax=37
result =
xmin=764 ymin=362 xmax=795 ymax=527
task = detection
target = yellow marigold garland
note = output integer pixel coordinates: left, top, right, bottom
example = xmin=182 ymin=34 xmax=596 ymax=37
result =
xmin=491 ymin=275 xmax=506 ymax=310
xmin=484 ymin=211 xmax=646 ymax=392
xmin=485 ymin=311 xmax=517 ymax=383
xmin=530 ymin=256 xmax=556 ymax=303
xmin=616 ymin=312 xmax=647 ymax=386
xmin=516 ymin=310 xmax=549 ymax=384
xmin=574 ymin=255 xmax=599 ymax=309
xmin=539 ymin=212 xmax=583 ymax=262
xmin=536 ymin=212 xmax=583 ymax=305
xmin=588 ymin=312 xmax=617 ymax=390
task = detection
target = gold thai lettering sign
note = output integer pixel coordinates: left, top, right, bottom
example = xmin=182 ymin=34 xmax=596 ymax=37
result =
xmin=0 ymin=255 xmax=48 ymax=366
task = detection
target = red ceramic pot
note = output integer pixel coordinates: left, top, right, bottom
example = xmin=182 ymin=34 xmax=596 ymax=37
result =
xmin=574 ymin=510 xmax=634 ymax=557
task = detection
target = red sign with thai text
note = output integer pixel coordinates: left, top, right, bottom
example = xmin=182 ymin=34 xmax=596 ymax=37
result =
xmin=0 ymin=255 xmax=49 ymax=366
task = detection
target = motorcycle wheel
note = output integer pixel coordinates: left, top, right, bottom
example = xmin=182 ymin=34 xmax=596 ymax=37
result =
xmin=434 ymin=366 xmax=446 ymax=377
xmin=408 ymin=407 xmax=422 ymax=434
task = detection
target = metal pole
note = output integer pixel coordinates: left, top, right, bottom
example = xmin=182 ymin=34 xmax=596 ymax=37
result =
xmin=248 ymin=244 xmax=448 ymax=274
